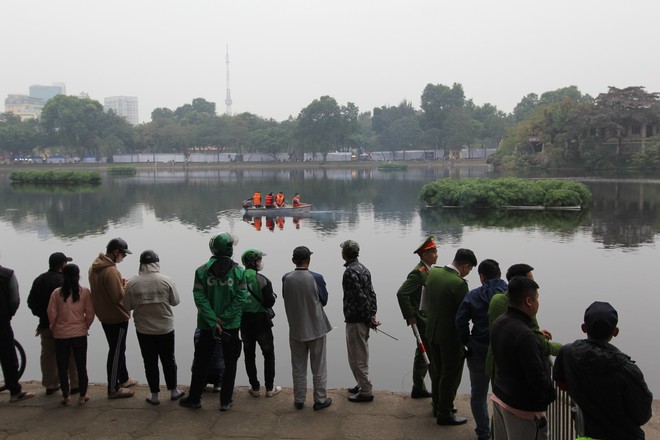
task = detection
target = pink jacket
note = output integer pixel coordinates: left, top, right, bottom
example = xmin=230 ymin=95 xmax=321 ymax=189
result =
xmin=48 ymin=286 xmax=95 ymax=339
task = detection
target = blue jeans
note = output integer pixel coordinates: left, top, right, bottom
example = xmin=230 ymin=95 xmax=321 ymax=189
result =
xmin=467 ymin=355 xmax=490 ymax=438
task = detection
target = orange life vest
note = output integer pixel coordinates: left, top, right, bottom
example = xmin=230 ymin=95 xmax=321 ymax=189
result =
xmin=253 ymin=192 xmax=262 ymax=206
xmin=275 ymin=193 xmax=285 ymax=207
xmin=265 ymin=193 xmax=274 ymax=207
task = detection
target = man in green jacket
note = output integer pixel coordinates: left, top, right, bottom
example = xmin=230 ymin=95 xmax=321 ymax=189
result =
xmin=486 ymin=264 xmax=561 ymax=380
xmin=240 ymin=248 xmax=280 ymax=398
xmin=396 ymin=236 xmax=437 ymax=399
xmin=424 ymin=248 xmax=477 ymax=426
xmin=180 ymin=232 xmax=248 ymax=411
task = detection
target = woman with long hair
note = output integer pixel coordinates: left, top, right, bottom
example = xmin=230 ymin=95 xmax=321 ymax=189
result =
xmin=47 ymin=263 xmax=95 ymax=405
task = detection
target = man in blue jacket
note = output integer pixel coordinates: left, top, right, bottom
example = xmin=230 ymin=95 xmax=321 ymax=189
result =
xmin=455 ymin=259 xmax=507 ymax=440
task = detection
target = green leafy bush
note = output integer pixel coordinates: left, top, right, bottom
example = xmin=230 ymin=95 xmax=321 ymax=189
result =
xmin=107 ymin=166 xmax=137 ymax=175
xmin=9 ymin=170 xmax=101 ymax=184
xmin=419 ymin=177 xmax=591 ymax=208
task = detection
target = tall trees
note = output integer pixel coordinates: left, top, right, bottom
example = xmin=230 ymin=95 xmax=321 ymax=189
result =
xmin=296 ymin=96 xmax=358 ymax=161
xmin=0 ymin=113 xmax=44 ymax=159
xmin=41 ymin=95 xmax=133 ymax=159
xmin=420 ymin=82 xmax=466 ymax=148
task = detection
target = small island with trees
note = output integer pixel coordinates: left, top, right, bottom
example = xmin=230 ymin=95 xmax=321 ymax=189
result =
xmin=419 ymin=178 xmax=592 ymax=209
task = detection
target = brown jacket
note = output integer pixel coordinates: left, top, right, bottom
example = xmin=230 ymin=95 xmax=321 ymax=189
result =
xmin=88 ymin=253 xmax=130 ymax=324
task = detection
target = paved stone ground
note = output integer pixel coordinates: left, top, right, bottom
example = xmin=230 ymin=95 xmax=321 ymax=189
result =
xmin=1 ymin=381 xmax=658 ymax=440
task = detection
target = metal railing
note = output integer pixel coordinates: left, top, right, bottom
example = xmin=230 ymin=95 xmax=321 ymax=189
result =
xmin=547 ymin=388 xmax=577 ymax=440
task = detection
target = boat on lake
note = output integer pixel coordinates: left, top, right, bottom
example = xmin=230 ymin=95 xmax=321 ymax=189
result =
xmin=242 ymin=203 xmax=313 ymax=216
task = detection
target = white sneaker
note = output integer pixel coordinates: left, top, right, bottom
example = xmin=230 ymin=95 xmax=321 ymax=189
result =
xmin=249 ymin=388 xmax=260 ymax=397
xmin=266 ymin=386 xmax=281 ymax=397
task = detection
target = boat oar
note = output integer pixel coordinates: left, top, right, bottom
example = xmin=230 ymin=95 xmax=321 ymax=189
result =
xmin=411 ymin=322 xmax=430 ymax=367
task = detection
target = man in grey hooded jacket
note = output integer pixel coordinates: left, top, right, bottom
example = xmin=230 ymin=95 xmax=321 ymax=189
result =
xmin=124 ymin=250 xmax=184 ymax=405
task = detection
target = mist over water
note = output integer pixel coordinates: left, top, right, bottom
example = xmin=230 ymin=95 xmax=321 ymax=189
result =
xmin=2 ymin=166 xmax=659 ymax=394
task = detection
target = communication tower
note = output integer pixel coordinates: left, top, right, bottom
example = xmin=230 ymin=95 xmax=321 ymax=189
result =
xmin=225 ymin=45 xmax=233 ymax=115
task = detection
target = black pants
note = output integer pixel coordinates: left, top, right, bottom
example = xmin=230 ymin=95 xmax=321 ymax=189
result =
xmin=188 ymin=328 xmax=241 ymax=406
xmin=137 ymin=330 xmax=178 ymax=393
xmin=242 ymin=327 xmax=275 ymax=390
xmin=55 ymin=336 xmax=88 ymax=397
xmin=0 ymin=320 xmax=21 ymax=396
xmin=101 ymin=321 xmax=129 ymax=393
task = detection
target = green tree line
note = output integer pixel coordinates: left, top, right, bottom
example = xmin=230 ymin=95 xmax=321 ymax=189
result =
xmin=1 ymin=84 xmax=659 ymax=168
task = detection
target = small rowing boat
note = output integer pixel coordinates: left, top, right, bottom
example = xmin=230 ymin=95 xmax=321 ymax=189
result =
xmin=242 ymin=203 xmax=313 ymax=216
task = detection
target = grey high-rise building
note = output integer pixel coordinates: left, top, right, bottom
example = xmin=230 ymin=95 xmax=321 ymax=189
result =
xmin=29 ymin=83 xmax=66 ymax=100
xmin=104 ymin=96 xmax=139 ymax=125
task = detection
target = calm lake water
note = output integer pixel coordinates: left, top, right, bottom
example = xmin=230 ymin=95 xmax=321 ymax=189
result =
xmin=1 ymin=165 xmax=659 ymax=395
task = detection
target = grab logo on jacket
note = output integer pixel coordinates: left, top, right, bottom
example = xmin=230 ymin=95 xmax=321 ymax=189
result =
xmin=206 ymin=276 xmax=235 ymax=287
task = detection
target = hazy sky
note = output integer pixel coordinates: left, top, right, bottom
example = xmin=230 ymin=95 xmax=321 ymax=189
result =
xmin=3 ymin=0 xmax=659 ymax=124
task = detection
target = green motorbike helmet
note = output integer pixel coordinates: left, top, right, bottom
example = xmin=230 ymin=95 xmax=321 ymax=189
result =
xmin=241 ymin=248 xmax=267 ymax=267
xmin=209 ymin=232 xmax=239 ymax=257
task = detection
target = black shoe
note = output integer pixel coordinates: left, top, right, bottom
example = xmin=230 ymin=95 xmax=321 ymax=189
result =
xmin=410 ymin=388 xmax=432 ymax=399
xmin=46 ymin=386 xmax=60 ymax=395
xmin=70 ymin=388 xmax=80 ymax=395
xmin=179 ymin=397 xmax=202 ymax=409
xmin=436 ymin=415 xmax=467 ymax=426
xmin=347 ymin=385 xmax=360 ymax=394
xmin=348 ymin=393 xmax=374 ymax=403
xmin=313 ymin=398 xmax=332 ymax=411
xmin=294 ymin=401 xmax=304 ymax=410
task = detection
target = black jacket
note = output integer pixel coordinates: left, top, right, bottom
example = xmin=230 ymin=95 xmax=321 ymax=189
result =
xmin=553 ymin=339 xmax=653 ymax=440
xmin=28 ymin=269 xmax=64 ymax=328
xmin=491 ymin=307 xmax=556 ymax=411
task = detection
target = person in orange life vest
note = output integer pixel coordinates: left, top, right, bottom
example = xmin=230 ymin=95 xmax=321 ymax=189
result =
xmin=292 ymin=193 xmax=301 ymax=207
xmin=276 ymin=217 xmax=285 ymax=230
xmin=275 ymin=192 xmax=285 ymax=207
xmin=265 ymin=193 xmax=274 ymax=209
xmin=252 ymin=192 xmax=262 ymax=208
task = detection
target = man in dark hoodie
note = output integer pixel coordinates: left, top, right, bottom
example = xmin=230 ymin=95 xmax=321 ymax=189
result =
xmin=490 ymin=276 xmax=556 ymax=440
xmin=455 ymin=259 xmax=508 ymax=440
xmin=179 ymin=232 xmax=248 ymax=411
xmin=553 ymin=301 xmax=653 ymax=440
xmin=28 ymin=252 xmax=79 ymax=395
xmin=88 ymin=238 xmax=137 ymax=399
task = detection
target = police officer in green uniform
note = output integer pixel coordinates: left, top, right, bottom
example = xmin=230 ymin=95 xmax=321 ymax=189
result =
xmin=396 ymin=236 xmax=437 ymax=399
xmin=425 ymin=248 xmax=477 ymax=426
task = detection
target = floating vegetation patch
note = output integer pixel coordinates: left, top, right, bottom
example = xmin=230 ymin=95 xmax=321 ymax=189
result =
xmin=9 ymin=170 xmax=102 ymax=185
xmin=107 ymin=166 xmax=137 ymax=176
xmin=378 ymin=162 xmax=408 ymax=171
xmin=419 ymin=177 xmax=591 ymax=209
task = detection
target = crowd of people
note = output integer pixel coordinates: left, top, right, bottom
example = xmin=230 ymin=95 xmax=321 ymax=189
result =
xmin=0 ymin=233 xmax=654 ymax=439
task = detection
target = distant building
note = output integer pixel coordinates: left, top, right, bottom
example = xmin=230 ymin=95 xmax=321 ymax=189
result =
xmin=4 ymin=83 xmax=66 ymax=120
xmin=104 ymin=96 xmax=139 ymax=125
xmin=5 ymin=94 xmax=46 ymax=120
xmin=29 ymin=83 xmax=66 ymax=101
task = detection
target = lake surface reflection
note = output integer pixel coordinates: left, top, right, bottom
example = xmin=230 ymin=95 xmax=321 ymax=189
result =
xmin=1 ymin=166 xmax=659 ymax=395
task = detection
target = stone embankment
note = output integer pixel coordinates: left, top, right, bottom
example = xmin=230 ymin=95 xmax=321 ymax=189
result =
xmin=1 ymin=382 xmax=659 ymax=439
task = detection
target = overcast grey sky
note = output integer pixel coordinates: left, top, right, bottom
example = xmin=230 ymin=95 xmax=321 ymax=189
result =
xmin=3 ymin=0 xmax=659 ymax=124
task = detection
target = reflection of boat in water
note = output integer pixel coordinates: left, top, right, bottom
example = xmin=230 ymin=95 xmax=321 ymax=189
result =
xmin=242 ymin=203 xmax=312 ymax=216
xmin=243 ymin=213 xmax=301 ymax=231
